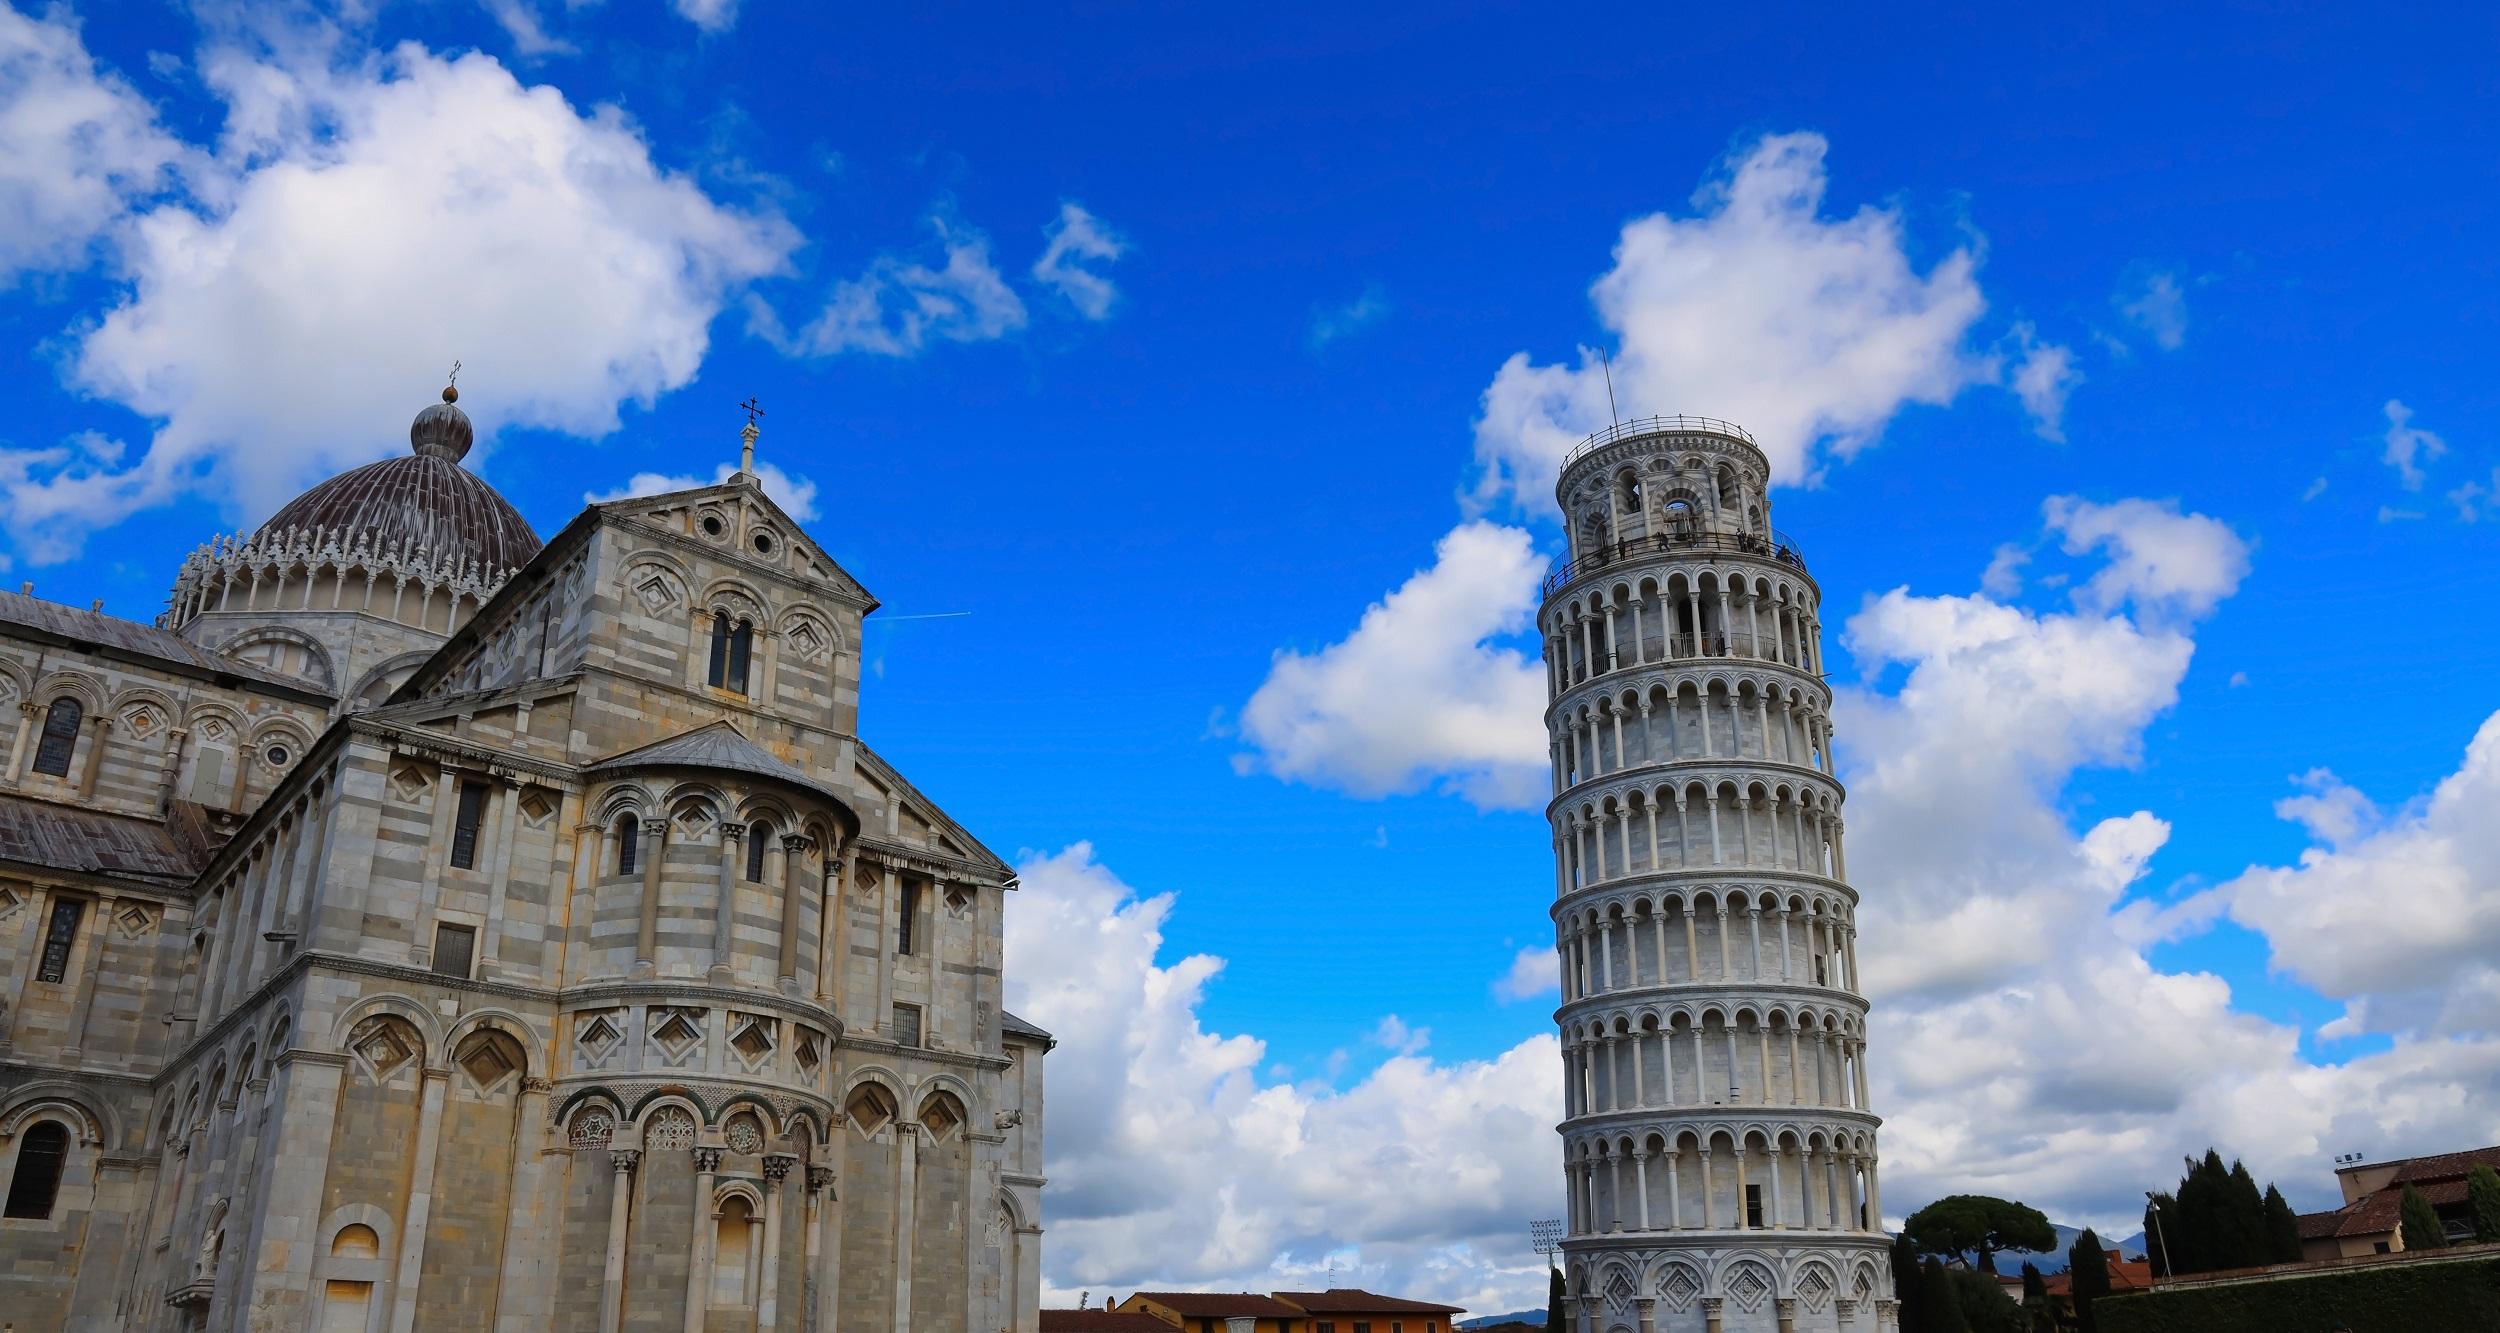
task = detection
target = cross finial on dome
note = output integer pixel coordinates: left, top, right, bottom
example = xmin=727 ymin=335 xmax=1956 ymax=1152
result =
xmin=737 ymin=396 xmax=765 ymax=479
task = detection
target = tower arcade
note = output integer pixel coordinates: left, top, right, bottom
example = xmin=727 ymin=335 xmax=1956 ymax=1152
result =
xmin=1541 ymin=417 xmax=1893 ymax=1333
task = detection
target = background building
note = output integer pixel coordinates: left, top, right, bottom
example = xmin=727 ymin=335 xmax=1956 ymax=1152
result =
xmin=0 ymin=388 xmax=1046 ymax=1331
xmin=1540 ymin=418 xmax=1893 ymax=1332
xmin=2298 ymin=1144 xmax=2500 ymax=1259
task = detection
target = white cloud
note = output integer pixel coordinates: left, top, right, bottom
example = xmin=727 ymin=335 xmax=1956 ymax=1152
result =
xmin=2217 ymin=715 xmax=2500 ymax=1037
xmin=584 ymin=459 xmax=818 ymax=521
xmin=2449 ymin=469 xmax=2498 ymax=522
xmin=2117 ymin=270 xmax=2188 ymax=350
xmin=1980 ymin=541 xmax=2030 ymax=598
xmin=2377 ymin=504 xmax=2424 ymax=523
xmin=2041 ymin=495 xmax=2251 ymax=619
xmin=1005 ymin=843 xmax=1560 ymax=1313
xmin=1031 ymin=201 xmax=1125 ymax=321
xmin=1371 ymin=1014 xmax=1432 ymax=1055
xmin=1309 ymin=283 xmax=1390 ymax=349
xmin=2007 ymin=323 xmax=2081 ymax=442
xmin=2301 ymin=477 xmax=2327 ymax=502
xmin=1470 ymin=131 xmax=1989 ymax=512
xmin=1491 ymin=944 xmax=1557 ymax=1004
xmin=1235 ymin=521 xmax=1549 ymax=808
xmin=753 ymin=219 xmax=1026 ymax=357
xmin=2381 ymin=399 xmax=2446 ymax=490
xmin=671 ymin=0 xmax=739 ymax=33
xmin=479 ymin=0 xmax=575 ymax=56
xmin=0 ymin=5 xmax=184 ymax=280
xmin=13 ymin=40 xmax=793 ymax=564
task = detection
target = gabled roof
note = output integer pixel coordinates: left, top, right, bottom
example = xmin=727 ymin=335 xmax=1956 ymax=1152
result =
xmin=1128 ymin=1292 xmax=1306 ymax=1317
xmin=852 ymin=739 xmax=1013 ymax=879
xmin=0 ymin=791 xmax=223 ymax=883
xmin=592 ymin=721 xmax=854 ymax=823
xmin=1275 ymin=1288 xmax=1467 ymax=1314
xmin=592 ymin=473 xmax=878 ymax=611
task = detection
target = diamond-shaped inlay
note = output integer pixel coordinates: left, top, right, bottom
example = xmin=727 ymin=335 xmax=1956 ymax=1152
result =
xmin=519 ymin=791 xmax=555 ymax=827
xmin=578 ymin=1012 xmax=623 ymax=1057
xmin=786 ymin=621 xmax=827 ymax=663
xmin=1604 ymin=1271 xmax=1636 ymax=1312
xmin=121 ymin=705 xmax=162 ymax=739
xmin=1659 ymin=1266 xmax=1702 ymax=1313
xmin=651 ymin=1009 xmax=703 ymax=1060
xmin=1726 ymin=1264 xmax=1773 ymax=1314
xmin=729 ymin=1015 xmax=774 ymax=1063
xmin=457 ymin=1038 xmax=518 ymax=1092
xmin=794 ymin=1029 xmax=823 ymax=1078
xmin=0 ymin=886 xmax=22 ymax=924
xmin=1797 ymin=1267 xmax=1833 ymax=1313
xmin=349 ymin=1019 xmax=416 ymax=1080
xmin=391 ymin=766 xmax=430 ymax=802
xmin=116 ymin=903 xmax=153 ymax=938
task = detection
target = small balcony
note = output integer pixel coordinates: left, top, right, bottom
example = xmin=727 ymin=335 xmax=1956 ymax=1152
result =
xmin=1543 ymin=529 xmax=1808 ymax=601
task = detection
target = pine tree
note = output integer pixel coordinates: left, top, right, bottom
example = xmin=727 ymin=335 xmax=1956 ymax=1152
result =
xmin=2467 ymin=1164 xmax=2500 ymax=1245
xmin=2399 ymin=1184 xmax=2447 ymax=1252
xmin=2067 ymin=1228 xmax=2111 ymax=1333
xmin=1919 ymin=1258 xmax=1971 ymax=1333
xmin=2261 ymin=1184 xmax=2302 ymax=1263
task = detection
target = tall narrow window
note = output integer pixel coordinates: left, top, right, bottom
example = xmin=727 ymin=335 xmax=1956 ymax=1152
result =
xmin=2 ymin=1120 xmax=68 ymax=1219
xmin=432 ymin=923 xmax=476 ymax=979
xmin=36 ymin=898 xmax=83 ymax=983
xmin=897 ymin=879 xmax=919 ymax=955
xmin=708 ymin=611 xmax=733 ymax=687
xmin=745 ymin=822 xmax=770 ymax=881
xmin=448 ymin=780 xmax=489 ymax=869
xmin=616 ymin=815 xmax=640 ymax=875
xmin=31 ymin=697 xmax=80 ymax=777
xmin=726 ymin=619 xmax=754 ymax=692
xmin=890 ymin=1003 xmax=923 ymax=1047
xmin=1745 ymin=1182 xmax=1765 ymax=1228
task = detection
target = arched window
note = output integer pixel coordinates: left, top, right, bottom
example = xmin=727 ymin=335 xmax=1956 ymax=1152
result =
xmin=3 ymin=1120 xmax=69 ymax=1219
xmin=745 ymin=822 xmax=770 ymax=882
xmin=31 ymin=698 xmax=81 ymax=777
xmin=711 ymin=1195 xmax=756 ymax=1305
xmin=707 ymin=612 xmax=755 ymax=692
xmin=616 ymin=814 xmax=641 ymax=875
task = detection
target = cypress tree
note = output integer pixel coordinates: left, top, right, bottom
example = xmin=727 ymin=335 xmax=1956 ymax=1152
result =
xmin=2225 ymin=1160 xmax=2269 ymax=1267
xmin=1545 ymin=1265 xmax=1566 ymax=1333
xmin=2399 ymin=1184 xmax=2447 ymax=1252
xmin=1892 ymin=1232 xmax=1925 ymax=1332
xmin=1918 ymin=1257 xmax=1971 ymax=1333
xmin=2067 ymin=1228 xmax=2110 ymax=1333
xmin=2261 ymin=1184 xmax=2302 ymax=1262
xmin=2142 ymin=1191 xmax=2179 ymax=1277
xmin=2019 ymin=1262 xmax=2051 ymax=1333
xmin=2467 ymin=1164 xmax=2500 ymax=1244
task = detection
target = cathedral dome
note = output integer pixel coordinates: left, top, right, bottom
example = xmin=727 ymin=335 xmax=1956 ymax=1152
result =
xmin=257 ymin=387 xmax=541 ymax=573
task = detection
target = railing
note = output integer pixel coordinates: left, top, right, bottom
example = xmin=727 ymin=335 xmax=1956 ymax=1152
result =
xmin=1550 ymin=630 xmax=1819 ymax=694
xmin=1560 ymin=415 xmax=1758 ymax=472
xmin=1542 ymin=529 xmax=1808 ymax=598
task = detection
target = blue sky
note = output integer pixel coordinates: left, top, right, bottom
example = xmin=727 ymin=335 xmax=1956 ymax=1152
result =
xmin=6 ymin=0 xmax=2498 ymax=1309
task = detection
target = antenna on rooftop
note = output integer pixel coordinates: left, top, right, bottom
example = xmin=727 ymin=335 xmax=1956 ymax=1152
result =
xmin=1599 ymin=348 xmax=1621 ymax=427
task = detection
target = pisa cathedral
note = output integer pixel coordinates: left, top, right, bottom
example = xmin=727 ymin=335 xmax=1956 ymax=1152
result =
xmin=0 ymin=387 xmax=1047 ymax=1332
xmin=1542 ymin=419 xmax=1895 ymax=1333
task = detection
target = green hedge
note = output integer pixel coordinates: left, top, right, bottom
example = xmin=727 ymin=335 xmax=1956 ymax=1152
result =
xmin=2096 ymin=1255 xmax=2500 ymax=1332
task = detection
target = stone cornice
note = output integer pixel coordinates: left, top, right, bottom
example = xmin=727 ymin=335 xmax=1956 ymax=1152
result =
xmin=1560 ymin=1103 xmax=1884 ymax=1142
xmin=1550 ymin=870 xmax=1860 ymax=919
xmin=1546 ymin=656 xmax=1834 ymax=725
xmin=1555 ymin=983 xmax=1871 ymax=1026
xmin=563 ymin=977 xmax=842 ymax=1036
xmin=1549 ymin=758 xmax=1846 ymax=819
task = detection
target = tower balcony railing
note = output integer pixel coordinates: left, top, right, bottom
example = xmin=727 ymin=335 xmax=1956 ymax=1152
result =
xmin=1542 ymin=529 xmax=1808 ymax=601
xmin=1561 ymin=415 xmax=1759 ymax=471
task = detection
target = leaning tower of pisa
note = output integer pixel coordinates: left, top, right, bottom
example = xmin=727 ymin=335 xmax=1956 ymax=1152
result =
xmin=1541 ymin=418 xmax=1895 ymax=1333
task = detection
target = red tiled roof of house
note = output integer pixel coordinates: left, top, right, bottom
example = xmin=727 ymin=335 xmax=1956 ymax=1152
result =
xmin=1041 ymin=1312 xmax=1175 ymax=1333
xmin=2387 ymin=1144 xmax=2500 ymax=1184
xmin=1274 ymin=1287 xmax=1467 ymax=1314
xmin=2295 ymin=1208 xmax=2347 ymax=1240
xmin=1131 ymin=1292 xmax=1307 ymax=1317
xmin=2040 ymin=1251 xmax=2154 ymax=1299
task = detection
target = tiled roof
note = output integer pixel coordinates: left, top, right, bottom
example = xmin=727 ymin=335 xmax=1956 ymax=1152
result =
xmin=591 ymin=721 xmax=847 ymax=808
xmin=259 ymin=396 xmax=541 ymax=576
xmin=1002 ymin=1009 xmax=1056 ymax=1046
xmin=1130 ymin=1292 xmax=1306 ymax=1317
xmin=1039 ymin=1313 xmax=1174 ymax=1333
xmin=0 ymin=792 xmax=221 ymax=882
xmin=1274 ymin=1288 xmax=1467 ymax=1314
xmin=2296 ymin=1208 xmax=2346 ymax=1240
xmin=2388 ymin=1145 xmax=2500 ymax=1184
xmin=2041 ymin=1251 xmax=2154 ymax=1299
xmin=0 ymin=590 xmax=323 ymax=696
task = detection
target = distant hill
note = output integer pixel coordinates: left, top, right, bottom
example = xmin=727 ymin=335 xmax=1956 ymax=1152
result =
xmin=1458 ymin=1313 xmax=1545 ymax=1330
xmin=1977 ymin=1224 xmax=2151 ymax=1275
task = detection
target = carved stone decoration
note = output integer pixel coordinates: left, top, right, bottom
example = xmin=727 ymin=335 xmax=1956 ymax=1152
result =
xmin=567 ymin=1109 xmax=615 ymax=1149
xmin=724 ymin=1117 xmax=764 ymax=1156
xmin=992 ymin=1108 xmax=1023 ymax=1131
xmin=645 ymin=1106 xmax=697 ymax=1151
xmin=692 ymin=1147 xmax=723 ymax=1173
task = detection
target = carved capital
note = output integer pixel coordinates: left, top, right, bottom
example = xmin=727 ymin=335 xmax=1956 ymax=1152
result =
xmin=762 ymin=1153 xmax=796 ymax=1183
xmin=608 ymin=1148 xmax=642 ymax=1174
xmin=691 ymin=1147 xmax=723 ymax=1173
xmin=806 ymin=1165 xmax=835 ymax=1194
